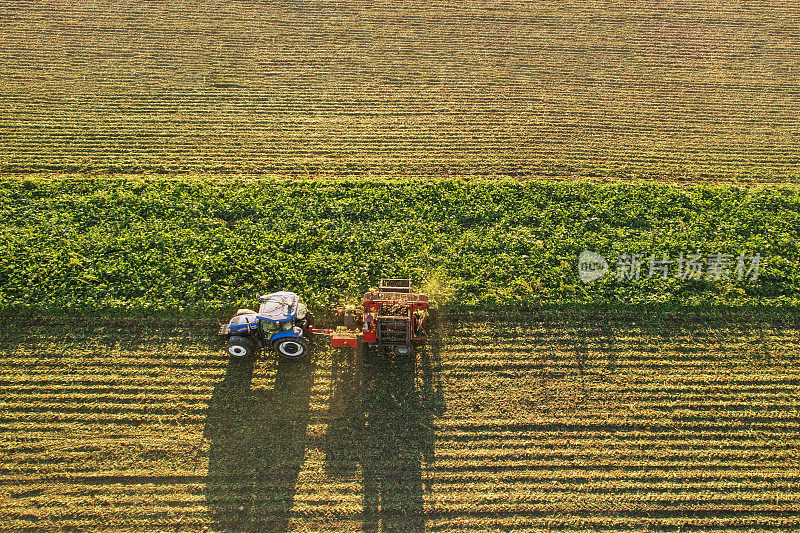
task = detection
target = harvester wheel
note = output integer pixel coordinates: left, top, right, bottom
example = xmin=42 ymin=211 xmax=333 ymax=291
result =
xmin=393 ymin=345 xmax=411 ymax=357
xmin=226 ymin=336 xmax=253 ymax=358
xmin=273 ymin=336 xmax=309 ymax=359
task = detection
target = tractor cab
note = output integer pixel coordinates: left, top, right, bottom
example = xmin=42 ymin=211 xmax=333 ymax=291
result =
xmin=258 ymin=291 xmax=300 ymax=328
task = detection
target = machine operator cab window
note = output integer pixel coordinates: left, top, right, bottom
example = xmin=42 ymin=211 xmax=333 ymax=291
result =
xmin=259 ymin=319 xmax=293 ymax=335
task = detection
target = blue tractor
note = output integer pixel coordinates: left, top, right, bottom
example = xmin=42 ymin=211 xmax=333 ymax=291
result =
xmin=218 ymin=291 xmax=314 ymax=359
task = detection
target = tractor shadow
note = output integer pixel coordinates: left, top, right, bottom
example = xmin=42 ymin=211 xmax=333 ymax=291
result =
xmin=324 ymin=330 xmax=446 ymax=532
xmin=204 ymin=356 xmax=314 ymax=532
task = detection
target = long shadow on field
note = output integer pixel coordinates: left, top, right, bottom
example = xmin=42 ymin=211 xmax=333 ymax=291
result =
xmin=325 ymin=328 xmax=445 ymax=532
xmin=204 ymin=356 xmax=314 ymax=532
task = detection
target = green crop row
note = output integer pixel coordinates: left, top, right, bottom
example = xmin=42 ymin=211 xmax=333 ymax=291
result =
xmin=1 ymin=176 xmax=799 ymax=317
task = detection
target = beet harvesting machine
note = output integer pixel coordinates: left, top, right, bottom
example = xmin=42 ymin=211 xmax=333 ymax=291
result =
xmin=219 ymin=279 xmax=431 ymax=359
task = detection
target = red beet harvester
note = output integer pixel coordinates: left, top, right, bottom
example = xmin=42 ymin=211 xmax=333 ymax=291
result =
xmin=311 ymin=278 xmax=430 ymax=356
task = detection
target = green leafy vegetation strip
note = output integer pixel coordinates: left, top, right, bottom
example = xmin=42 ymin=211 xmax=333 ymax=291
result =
xmin=1 ymin=177 xmax=799 ymax=316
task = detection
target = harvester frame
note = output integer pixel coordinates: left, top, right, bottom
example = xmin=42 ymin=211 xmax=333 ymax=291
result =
xmin=312 ymin=279 xmax=430 ymax=356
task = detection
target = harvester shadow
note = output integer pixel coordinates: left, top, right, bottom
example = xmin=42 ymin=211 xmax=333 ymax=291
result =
xmin=325 ymin=327 xmax=445 ymax=533
xmin=204 ymin=356 xmax=314 ymax=533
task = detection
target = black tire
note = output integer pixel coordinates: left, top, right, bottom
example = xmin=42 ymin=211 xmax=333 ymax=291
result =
xmin=273 ymin=336 xmax=309 ymax=359
xmin=393 ymin=345 xmax=411 ymax=357
xmin=226 ymin=336 xmax=253 ymax=358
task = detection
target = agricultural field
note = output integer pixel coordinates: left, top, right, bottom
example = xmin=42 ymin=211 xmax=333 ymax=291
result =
xmin=2 ymin=311 xmax=800 ymax=531
xmin=3 ymin=0 xmax=800 ymax=530
xmin=1 ymin=0 xmax=800 ymax=181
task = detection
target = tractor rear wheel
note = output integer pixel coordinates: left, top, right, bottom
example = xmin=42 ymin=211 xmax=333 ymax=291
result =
xmin=226 ymin=336 xmax=253 ymax=358
xmin=273 ymin=336 xmax=309 ymax=359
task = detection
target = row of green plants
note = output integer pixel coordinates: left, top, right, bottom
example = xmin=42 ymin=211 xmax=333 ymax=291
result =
xmin=1 ymin=177 xmax=799 ymax=317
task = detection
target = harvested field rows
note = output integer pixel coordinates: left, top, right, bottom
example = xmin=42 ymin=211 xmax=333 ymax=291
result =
xmin=2 ymin=0 xmax=800 ymax=180
xmin=2 ymin=314 xmax=800 ymax=531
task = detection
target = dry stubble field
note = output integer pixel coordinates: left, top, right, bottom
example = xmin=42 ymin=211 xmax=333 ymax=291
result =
xmin=2 ymin=312 xmax=799 ymax=532
xmin=1 ymin=0 xmax=799 ymax=180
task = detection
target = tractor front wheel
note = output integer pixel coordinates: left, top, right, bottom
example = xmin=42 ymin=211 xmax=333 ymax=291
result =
xmin=226 ymin=336 xmax=254 ymax=358
xmin=273 ymin=336 xmax=309 ymax=359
